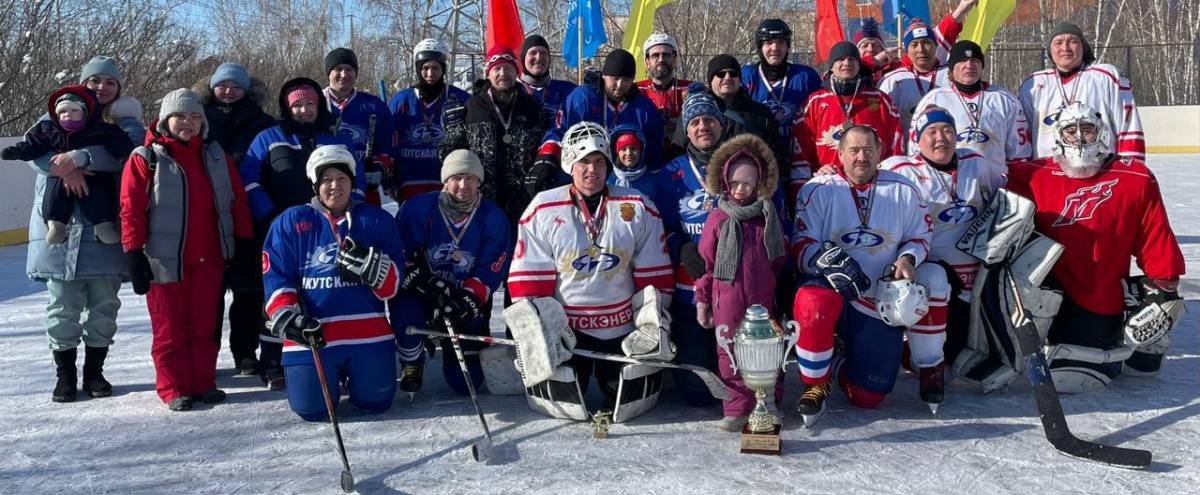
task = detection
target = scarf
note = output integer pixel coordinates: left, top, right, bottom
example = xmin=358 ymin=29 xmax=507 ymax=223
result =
xmin=686 ymin=143 xmax=716 ymax=167
xmin=521 ymin=71 xmax=550 ymax=87
xmin=418 ymin=80 xmax=447 ymax=103
xmin=713 ymin=197 xmax=785 ymax=282
xmin=830 ymin=75 xmax=863 ymax=96
xmin=760 ymin=61 xmax=787 ymax=82
xmin=953 ymin=79 xmax=983 ymax=95
xmin=612 ymin=164 xmax=646 ymax=187
xmin=438 ymin=190 xmax=479 ymax=219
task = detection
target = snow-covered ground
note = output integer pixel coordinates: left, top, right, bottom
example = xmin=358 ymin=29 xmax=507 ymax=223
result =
xmin=1 ymin=156 xmax=1197 ymax=495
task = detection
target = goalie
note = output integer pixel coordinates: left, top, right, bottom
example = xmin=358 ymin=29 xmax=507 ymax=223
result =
xmin=505 ymin=121 xmax=675 ymax=422
xmin=986 ymin=101 xmax=1185 ymax=394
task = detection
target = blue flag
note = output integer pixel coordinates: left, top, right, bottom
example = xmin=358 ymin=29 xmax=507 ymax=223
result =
xmin=881 ymin=0 xmax=931 ymax=38
xmin=563 ymin=0 xmax=608 ymax=68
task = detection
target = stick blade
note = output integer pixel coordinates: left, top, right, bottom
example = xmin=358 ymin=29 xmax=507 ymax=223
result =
xmin=471 ymin=436 xmax=494 ymax=463
xmin=340 ymin=470 xmax=355 ymax=493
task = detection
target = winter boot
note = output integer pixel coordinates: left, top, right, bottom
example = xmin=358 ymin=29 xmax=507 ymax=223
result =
xmin=797 ymin=381 xmax=831 ymax=428
xmin=46 ymin=220 xmax=68 ymax=245
xmin=92 ymin=221 xmax=120 ymax=244
xmin=193 ymin=389 xmax=227 ymax=404
xmin=918 ymin=363 xmax=946 ymax=414
xmin=81 ymin=346 xmax=113 ymax=398
xmin=716 ymin=415 xmax=749 ymax=432
xmin=52 ymin=348 xmax=78 ymax=403
xmin=237 ymin=356 xmax=260 ymax=376
xmin=168 ymin=396 xmax=193 ymax=411
xmin=400 ymin=365 xmax=423 ymax=401
xmin=262 ymin=367 xmax=286 ymax=391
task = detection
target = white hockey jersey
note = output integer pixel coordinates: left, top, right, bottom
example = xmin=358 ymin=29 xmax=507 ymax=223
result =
xmin=1017 ymin=63 xmax=1145 ymax=160
xmin=911 ymin=83 xmax=1032 ymax=176
xmin=878 ymin=67 xmax=949 ymax=152
xmin=880 ymin=150 xmax=1005 ymax=297
xmin=509 ymin=184 xmax=674 ymax=340
xmin=793 ymin=169 xmax=932 ymax=317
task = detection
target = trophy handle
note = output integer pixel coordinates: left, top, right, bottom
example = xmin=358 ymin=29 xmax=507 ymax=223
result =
xmin=714 ymin=325 xmax=737 ymax=374
xmin=781 ymin=320 xmax=801 ymax=372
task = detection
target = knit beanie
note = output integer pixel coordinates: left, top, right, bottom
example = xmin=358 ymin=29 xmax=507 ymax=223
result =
xmin=209 ymin=62 xmax=251 ymax=90
xmin=485 ymin=45 xmax=519 ymax=73
xmin=522 ymin=35 xmax=550 ymax=58
xmin=706 ymin=54 xmax=741 ymax=83
xmin=79 ymin=56 xmax=122 ymax=86
xmin=853 ymin=18 xmax=883 ymax=47
xmin=1047 ymin=22 xmax=1096 ymax=65
xmin=902 ymin=18 xmax=933 ymax=47
xmin=441 ymin=149 xmax=485 ymax=183
xmin=614 ymin=133 xmax=642 ymax=150
xmin=681 ymin=90 xmax=723 ymax=126
xmin=914 ymin=107 xmax=956 ymax=137
xmin=287 ymin=85 xmax=320 ymax=107
xmin=947 ymin=41 xmax=985 ymax=68
xmin=325 ymin=47 xmax=359 ymax=74
xmin=156 ymin=88 xmax=207 ymax=138
xmin=827 ymin=41 xmax=859 ymax=66
xmin=55 ymin=93 xmax=88 ymax=120
xmin=602 ymin=49 xmax=636 ymax=78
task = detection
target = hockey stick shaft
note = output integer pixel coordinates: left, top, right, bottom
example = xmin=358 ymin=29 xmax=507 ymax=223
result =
xmin=309 ymin=341 xmax=356 ymax=492
xmin=438 ymin=315 xmax=495 ymax=461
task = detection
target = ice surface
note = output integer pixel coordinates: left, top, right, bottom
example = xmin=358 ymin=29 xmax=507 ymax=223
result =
xmin=1 ymin=156 xmax=1197 ymax=494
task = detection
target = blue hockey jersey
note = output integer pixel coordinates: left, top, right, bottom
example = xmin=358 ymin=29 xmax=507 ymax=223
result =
xmin=387 ymin=85 xmax=471 ymax=200
xmin=393 ymin=191 xmax=512 ymax=301
xmin=740 ymin=62 xmax=822 ymax=143
xmin=541 ymin=83 xmax=665 ymax=170
xmin=518 ymin=79 xmax=577 ymax=124
xmin=262 ymin=199 xmax=405 ymax=363
xmin=239 ymin=126 xmax=365 ymax=222
xmin=324 ymin=88 xmax=396 ymax=163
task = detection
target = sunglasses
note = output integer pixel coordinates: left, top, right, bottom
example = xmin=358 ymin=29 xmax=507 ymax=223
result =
xmin=714 ymin=70 xmax=739 ymax=79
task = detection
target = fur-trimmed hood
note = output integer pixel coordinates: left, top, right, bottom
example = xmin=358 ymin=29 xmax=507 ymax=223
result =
xmin=191 ymin=76 xmax=271 ymax=108
xmin=705 ymin=133 xmax=778 ymax=200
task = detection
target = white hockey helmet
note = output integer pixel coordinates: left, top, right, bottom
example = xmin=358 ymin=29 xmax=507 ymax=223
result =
xmin=560 ymin=121 xmax=612 ymax=174
xmin=413 ymin=39 xmax=448 ymax=68
xmin=306 ymin=144 xmax=356 ymax=185
xmin=642 ymin=33 xmax=678 ymax=57
xmin=876 ymin=278 xmax=930 ymax=327
xmin=1053 ymin=101 xmax=1111 ymax=174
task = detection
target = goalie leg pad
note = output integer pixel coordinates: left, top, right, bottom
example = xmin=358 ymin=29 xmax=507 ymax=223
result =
xmin=956 ymin=189 xmax=1037 ymax=264
xmin=612 ymin=364 xmax=664 ymax=423
xmin=504 ymin=297 xmax=575 ymax=387
xmin=1124 ymin=333 xmax=1172 ymax=376
xmin=481 ymin=345 xmax=526 ymax=395
xmin=623 ymin=287 xmax=676 ymax=361
xmin=525 ymin=365 xmax=590 ymax=421
xmin=1046 ymin=343 xmax=1133 ymax=394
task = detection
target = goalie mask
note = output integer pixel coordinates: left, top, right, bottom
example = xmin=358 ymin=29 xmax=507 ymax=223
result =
xmin=876 ymin=277 xmax=930 ymax=327
xmin=560 ymin=121 xmax=612 ymax=175
xmin=1053 ymin=101 xmax=1111 ymax=176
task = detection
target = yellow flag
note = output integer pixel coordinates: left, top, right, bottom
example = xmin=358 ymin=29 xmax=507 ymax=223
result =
xmin=622 ymin=0 xmax=677 ymax=81
xmin=960 ymin=0 xmax=1017 ymax=52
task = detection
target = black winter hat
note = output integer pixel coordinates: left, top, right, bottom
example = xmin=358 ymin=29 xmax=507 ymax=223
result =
xmin=706 ymin=55 xmax=741 ymax=83
xmin=1047 ymin=22 xmax=1096 ymax=66
xmin=947 ymin=40 xmax=985 ymax=68
xmin=602 ymin=49 xmax=636 ymax=78
xmin=324 ymin=47 xmax=359 ymax=75
xmin=826 ymin=41 xmax=859 ymax=67
xmin=522 ymin=35 xmax=549 ymax=58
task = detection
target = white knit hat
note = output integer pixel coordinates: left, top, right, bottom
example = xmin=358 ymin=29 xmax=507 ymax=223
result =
xmin=156 ymin=88 xmax=207 ymax=138
xmin=441 ymin=149 xmax=485 ymax=183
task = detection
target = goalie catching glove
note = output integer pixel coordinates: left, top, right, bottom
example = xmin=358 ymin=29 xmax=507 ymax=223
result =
xmin=336 ymin=236 xmax=395 ymax=289
xmin=622 ymin=286 xmax=675 ymax=361
xmin=811 ymin=241 xmax=870 ymax=298
xmin=268 ymin=307 xmax=325 ymax=348
xmin=1123 ymin=277 xmax=1184 ymax=347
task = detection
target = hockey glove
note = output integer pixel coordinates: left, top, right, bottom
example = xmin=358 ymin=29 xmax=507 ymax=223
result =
xmin=812 ymin=241 xmax=870 ymax=299
xmin=364 ymin=155 xmax=394 ymax=188
xmin=127 ymin=248 xmax=155 ymax=296
xmin=0 ymin=146 xmax=19 ymax=161
xmin=268 ymin=307 xmax=325 ymax=348
xmin=443 ymin=287 xmax=483 ymax=323
xmin=524 ymin=156 xmax=559 ymax=198
xmin=678 ymin=241 xmax=706 ymax=280
xmin=443 ymin=100 xmax=467 ymax=129
xmin=336 ymin=236 xmax=394 ymax=289
xmin=1124 ymin=277 xmax=1185 ymax=347
xmin=400 ymin=249 xmax=453 ymax=305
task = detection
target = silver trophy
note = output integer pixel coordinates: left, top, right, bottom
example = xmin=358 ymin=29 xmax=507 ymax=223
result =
xmin=716 ymin=304 xmax=799 ymax=453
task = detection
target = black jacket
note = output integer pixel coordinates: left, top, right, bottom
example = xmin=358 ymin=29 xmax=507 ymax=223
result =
xmin=193 ymin=76 xmax=276 ymax=166
xmin=669 ymin=88 xmax=789 ymax=178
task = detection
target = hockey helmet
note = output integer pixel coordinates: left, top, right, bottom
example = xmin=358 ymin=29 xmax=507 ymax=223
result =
xmin=560 ymin=121 xmax=612 ymax=175
xmin=642 ymin=33 xmax=679 ymax=57
xmin=876 ymin=277 xmax=930 ymax=327
xmin=306 ymin=144 xmax=356 ymax=186
xmin=1053 ymin=101 xmax=1111 ymax=173
xmin=755 ymin=19 xmax=793 ymax=45
xmin=413 ymin=39 xmax=448 ymax=68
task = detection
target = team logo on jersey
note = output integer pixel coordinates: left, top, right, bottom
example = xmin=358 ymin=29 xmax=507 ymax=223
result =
xmin=301 ymin=243 xmax=340 ymax=274
xmin=409 ymin=125 xmax=444 ymax=144
xmin=619 ymin=203 xmax=635 ymax=222
xmin=294 ymin=220 xmax=312 ymax=232
xmin=957 ymin=127 xmax=991 ymax=144
xmin=570 ymin=252 xmax=621 ymax=273
xmin=514 ymin=239 xmax=525 ymax=259
xmin=820 ymin=126 xmax=845 ymax=148
xmin=1043 ymin=109 xmax=1062 ymax=126
xmin=840 ymin=226 xmax=885 ymax=248
xmin=339 ymin=122 xmax=366 ymax=143
xmin=868 ymin=98 xmax=880 ymax=112
xmin=936 ymin=200 xmax=979 ymax=225
xmin=1052 ymin=179 xmax=1119 ymax=227
xmin=490 ymin=252 xmax=507 ymax=272
xmin=431 ymin=243 xmax=474 ymax=271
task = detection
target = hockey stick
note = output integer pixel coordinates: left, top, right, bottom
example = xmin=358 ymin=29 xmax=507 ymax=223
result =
xmin=1004 ymin=270 xmax=1153 ymax=469
xmin=436 ymin=314 xmax=495 ymax=462
xmin=308 ymin=337 xmax=356 ymax=492
xmin=406 ymin=327 xmax=732 ymax=401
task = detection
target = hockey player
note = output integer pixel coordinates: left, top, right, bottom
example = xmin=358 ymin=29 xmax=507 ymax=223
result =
xmin=538 ymin=50 xmax=665 ymax=174
xmin=794 ymin=42 xmax=901 ymax=176
xmin=1004 ymin=102 xmax=1183 ymax=393
xmin=740 ymin=19 xmax=822 ymax=147
xmin=517 ymin=35 xmax=576 ymax=124
xmin=509 ymin=121 xmax=674 ymax=418
xmin=391 ymin=150 xmax=511 ymax=397
xmin=857 ymin=1 xmax=978 ymax=83
xmin=388 ymin=39 xmax=472 ymax=200
xmin=635 ymin=33 xmax=690 ymax=156
xmin=881 ymin=107 xmax=1005 ymax=405
xmin=791 ymin=125 xmax=932 ymax=424
xmin=323 ymin=48 xmax=396 ymax=206
xmin=1018 ymin=22 xmax=1145 ymax=161
xmin=911 ymin=41 xmax=1031 ymax=175
xmin=262 ymin=145 xmax=403 ymax=421
xmin=877 ymin=19 xmax=951 ymax=151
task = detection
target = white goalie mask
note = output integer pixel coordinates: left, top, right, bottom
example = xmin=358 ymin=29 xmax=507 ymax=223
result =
xmin=876 ymin=278 xmax=930 ymax=327
xmin=1053 ymin=101 xmax=1111 ymax=176
xmin=560 ymin=121 xmax=612 ymax=174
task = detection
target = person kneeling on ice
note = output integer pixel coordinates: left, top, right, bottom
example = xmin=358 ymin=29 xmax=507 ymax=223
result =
xmin=262 ymin=145 xmax=404 ymax=421
xmin=390 ymin=150 xmax=511 ymax=398
xmin=791 ymin=125 xmax=934 ymax=425
xmin=692 ymin=134 xmax=788 ymax=431
xmin=506 ymin=121 xmax=675 ymax=422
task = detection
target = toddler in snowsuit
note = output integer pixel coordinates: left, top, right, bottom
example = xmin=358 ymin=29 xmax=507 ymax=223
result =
xmin=2 ymin=85 xmax=134 ymax=244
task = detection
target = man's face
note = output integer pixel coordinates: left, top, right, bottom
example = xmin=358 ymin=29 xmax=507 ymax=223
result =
xmin=837 ymin=129 xmax=880 ymax=185
xmin=488 ymin=64 xmax=516 ymax=91
xmin=571 ymin=152 xmax=608 ymax=195
xmin=645 ymin=45 xmax=677 ymax=81
xmin=709 ymin=69 xmax=740 ymax=98
xmin=687 ymin=115 xmax=723 ymax=150
xmin=328 ymin=64 xmax=357 ymax=93
xmin=1050 ymin=34 xmax=1085 ymax=72
xmin=907 ymin=38 xmax=936 ymax=71
xmin=762 ymin=39 xmax=788 ymax=65
xmin=857 ymin=39 xmax=884 ymax=59
xmin=318 ymin=168 xmax=351 ymax=212
xmin=524 ymin=46 xmax=550 ymax=76
xmin=419 ymin=61 xmax=443 ymax=85
xmin=1060 ymin=122 xmax=1099 ymax=146
xmin=443 ymin=173 xmax=481 ymax=202
xmin=952 ymin=58 xmax=983 ymax=86
xmin=603 ymin=75 xmax=633 ymax=100
xmin=213 ymin=82 xmax=246 ymax=104
xmin=919 ymin=122 xmax=957 ymax=164
xmin=831 ymin=57 xmax=860 ymax=80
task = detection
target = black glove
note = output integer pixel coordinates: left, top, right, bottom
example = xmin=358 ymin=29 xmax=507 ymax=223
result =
xmin=127 ymin=248 xmax=155 ymax=295
xmin=679 ymin=241 xmax=706 ymax=280
xmin=269 ymin=308 xmax=325 ymax=348
xmin=1 ymin=146 xmax=19 ymax=161
xmin=443 ymin=99 xmax=466 ymax=128
xmin=443 ymin=287 xmax=483 ymax=323
xmin=400 ymin=249 xmax=453 ymax=305
xmin=336 ymin=236 xmax=393 ymax=288
xmin=812 ymin=241 xmax=870 ymax=299
xmin=524 ymin=156 xmax=559 ymax=198
xmin=582 ymin=67 xmax=602 ymax=86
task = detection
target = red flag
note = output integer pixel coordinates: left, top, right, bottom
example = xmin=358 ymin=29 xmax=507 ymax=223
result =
xmin=814 ymin=0 xmax=846 ymax=66
xmin=486 ymin=0 xmax=525 ymax=54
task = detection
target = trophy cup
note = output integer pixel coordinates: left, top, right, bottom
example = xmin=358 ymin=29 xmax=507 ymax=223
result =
xmin=716 ymin=304 xmax=799 ymax=455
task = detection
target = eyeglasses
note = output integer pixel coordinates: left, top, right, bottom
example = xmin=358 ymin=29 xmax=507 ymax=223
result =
xmin=171 ymin=113 xmax=204 ymax=123
xmin=714 ymin=70 xmax=739 ymax=79
xmin=647 ymin=51 xmax=676 ymax=60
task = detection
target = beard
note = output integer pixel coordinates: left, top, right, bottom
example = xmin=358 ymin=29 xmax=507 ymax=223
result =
xmin=649 ymin=63 xmax=674 ymax=81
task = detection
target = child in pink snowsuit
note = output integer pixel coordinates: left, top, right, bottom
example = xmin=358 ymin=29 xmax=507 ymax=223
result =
xmin=693 ymin=134 xmax=788 ymax=431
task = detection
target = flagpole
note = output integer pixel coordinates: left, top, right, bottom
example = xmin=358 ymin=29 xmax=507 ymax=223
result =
xmin=577 ymin=0 xmax=584 ymax=84
xmin=896 ymin=13 xmax=902 ymax=53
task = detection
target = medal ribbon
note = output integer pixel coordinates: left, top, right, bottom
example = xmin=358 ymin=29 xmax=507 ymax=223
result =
xmin=757 ymin=65 xmax=789 ymax=111
xmin=572 ymin=187 xmax=608 ymax=247
xmin=952 ymin=88 xmax=985 ymax=130
xmin=417 ymin=89 xmax=445 ymax=135
xmin=438 ymin=200 xmax=479 ymax=252
xmin=847 ymin=174 xmax=877 ymax=228
xmin=488 ymin=88 xmax=516 ymax=137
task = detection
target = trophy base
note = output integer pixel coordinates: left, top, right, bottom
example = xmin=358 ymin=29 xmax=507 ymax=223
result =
xmin=739 ymin=424 xmax=782 ymax=455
